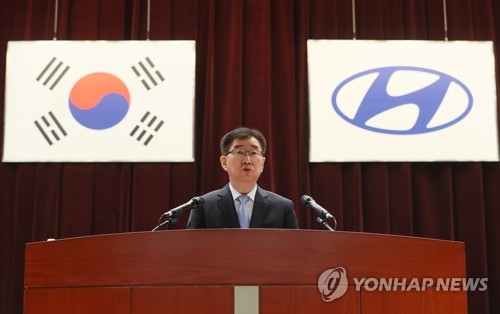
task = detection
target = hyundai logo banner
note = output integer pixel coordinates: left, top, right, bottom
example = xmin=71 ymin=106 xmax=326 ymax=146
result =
xmin=3 ymin=41 xmax=195 ymax=162
xmin=307 ymin=40 xmax=499 ymax=162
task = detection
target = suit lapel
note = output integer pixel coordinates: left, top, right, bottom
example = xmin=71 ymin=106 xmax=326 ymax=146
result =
xmin=250 ymin=187 xmax=269 ymax=228
xmin=217 ymin=185 xmax=240 ymax=228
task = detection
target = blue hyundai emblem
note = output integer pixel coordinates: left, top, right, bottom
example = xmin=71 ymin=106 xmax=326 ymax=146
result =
xmin=331 ymin=66 xmax=473 ymax=134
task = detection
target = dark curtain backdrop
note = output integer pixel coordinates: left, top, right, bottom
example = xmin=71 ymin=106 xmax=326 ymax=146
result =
xmin=0 ymin=0 xmax=499 ymax=313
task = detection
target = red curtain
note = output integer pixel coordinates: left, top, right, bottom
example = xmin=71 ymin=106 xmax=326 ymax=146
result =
xmin=0 ymin=0 xmax=499 ymax=313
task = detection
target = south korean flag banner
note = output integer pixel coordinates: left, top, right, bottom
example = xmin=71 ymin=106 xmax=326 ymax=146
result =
xmin=3 ymin=41 xmax=196 ymax=162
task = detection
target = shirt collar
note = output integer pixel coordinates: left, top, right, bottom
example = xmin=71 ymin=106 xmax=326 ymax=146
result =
xmin=229 ymin=183 xmax=257 ymax=201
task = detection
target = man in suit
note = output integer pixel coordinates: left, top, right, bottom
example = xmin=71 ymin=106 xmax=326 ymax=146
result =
xmin=187 ymin=127 xmax=299 ymax=229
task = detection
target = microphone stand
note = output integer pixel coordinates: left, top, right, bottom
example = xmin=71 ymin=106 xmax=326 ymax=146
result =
xmin=316 ymin=216 xmax=337 ymax=231
xmin=151 ymin=217 xmax=178 ymax=231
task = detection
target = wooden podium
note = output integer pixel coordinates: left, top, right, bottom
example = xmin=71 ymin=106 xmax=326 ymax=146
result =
xmin=24 ymin=229 xmax=467 ymax=313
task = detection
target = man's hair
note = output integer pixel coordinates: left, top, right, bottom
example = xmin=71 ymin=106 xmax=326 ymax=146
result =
xmin=220 ymin=127 xmax=267 ymax=155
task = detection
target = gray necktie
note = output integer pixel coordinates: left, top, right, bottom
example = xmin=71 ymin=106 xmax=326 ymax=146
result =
xmin=237 ymin=195 xmax=250 ymax=228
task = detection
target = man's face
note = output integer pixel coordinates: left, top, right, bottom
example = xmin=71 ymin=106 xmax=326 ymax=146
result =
xmin=220 ymin=136 xmax=266 ymax=186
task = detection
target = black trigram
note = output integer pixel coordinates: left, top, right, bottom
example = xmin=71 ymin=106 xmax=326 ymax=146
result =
xmin=130 ymin=111 xmax=164 ymax=146
xmin=34 ymin=111 xmax=68 ymax=145
xmin=36 ymin=57 xmax=70 ymax=90
xmin=131 ymin=57 xmax=165 ymax=91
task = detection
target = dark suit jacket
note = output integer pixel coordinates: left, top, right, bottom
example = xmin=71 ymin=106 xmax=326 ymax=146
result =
xmin=187 ymin=184 xmax=299 ymax=229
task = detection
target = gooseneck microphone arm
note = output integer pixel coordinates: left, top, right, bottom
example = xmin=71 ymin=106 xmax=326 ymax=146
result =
xmin=300 ymin=195 xmax=337 ymax=231
xmin=152 ymin=196 xmax=204 ymax=231
xmin=152 ymin=217 xmax=179 ymax=231
xmin=316 ymin=216 xmax=336 ymax=231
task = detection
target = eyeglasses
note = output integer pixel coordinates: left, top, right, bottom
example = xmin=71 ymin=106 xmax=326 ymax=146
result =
xmin=224 ymin=149 xmax=264 ymax=159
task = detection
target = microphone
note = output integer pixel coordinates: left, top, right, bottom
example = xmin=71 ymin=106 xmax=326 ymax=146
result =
xmin=300 ymin=195 xmax=335 ymax=220
xmin=160 ymin=196 xmax=204 ymax=219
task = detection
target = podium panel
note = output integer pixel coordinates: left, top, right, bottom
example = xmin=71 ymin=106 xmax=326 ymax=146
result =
xmin=24 ymin=229 xmax=467 ymax=313
xmin=24 ymin=287 xmax=130 ymax=314
xmin=361 ymin=289 xmax=468 ymax=314
xmin=260 ymin=286 xmax=360 ymax=314
xmin=133 ymin=286 xmax=234 ymax=314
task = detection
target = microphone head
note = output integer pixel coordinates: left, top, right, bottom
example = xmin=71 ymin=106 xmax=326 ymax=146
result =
xmin=300 ymin=195 xmax=313 ymax=205
xmin=191 ymin=196 xmax=204 ymax=207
